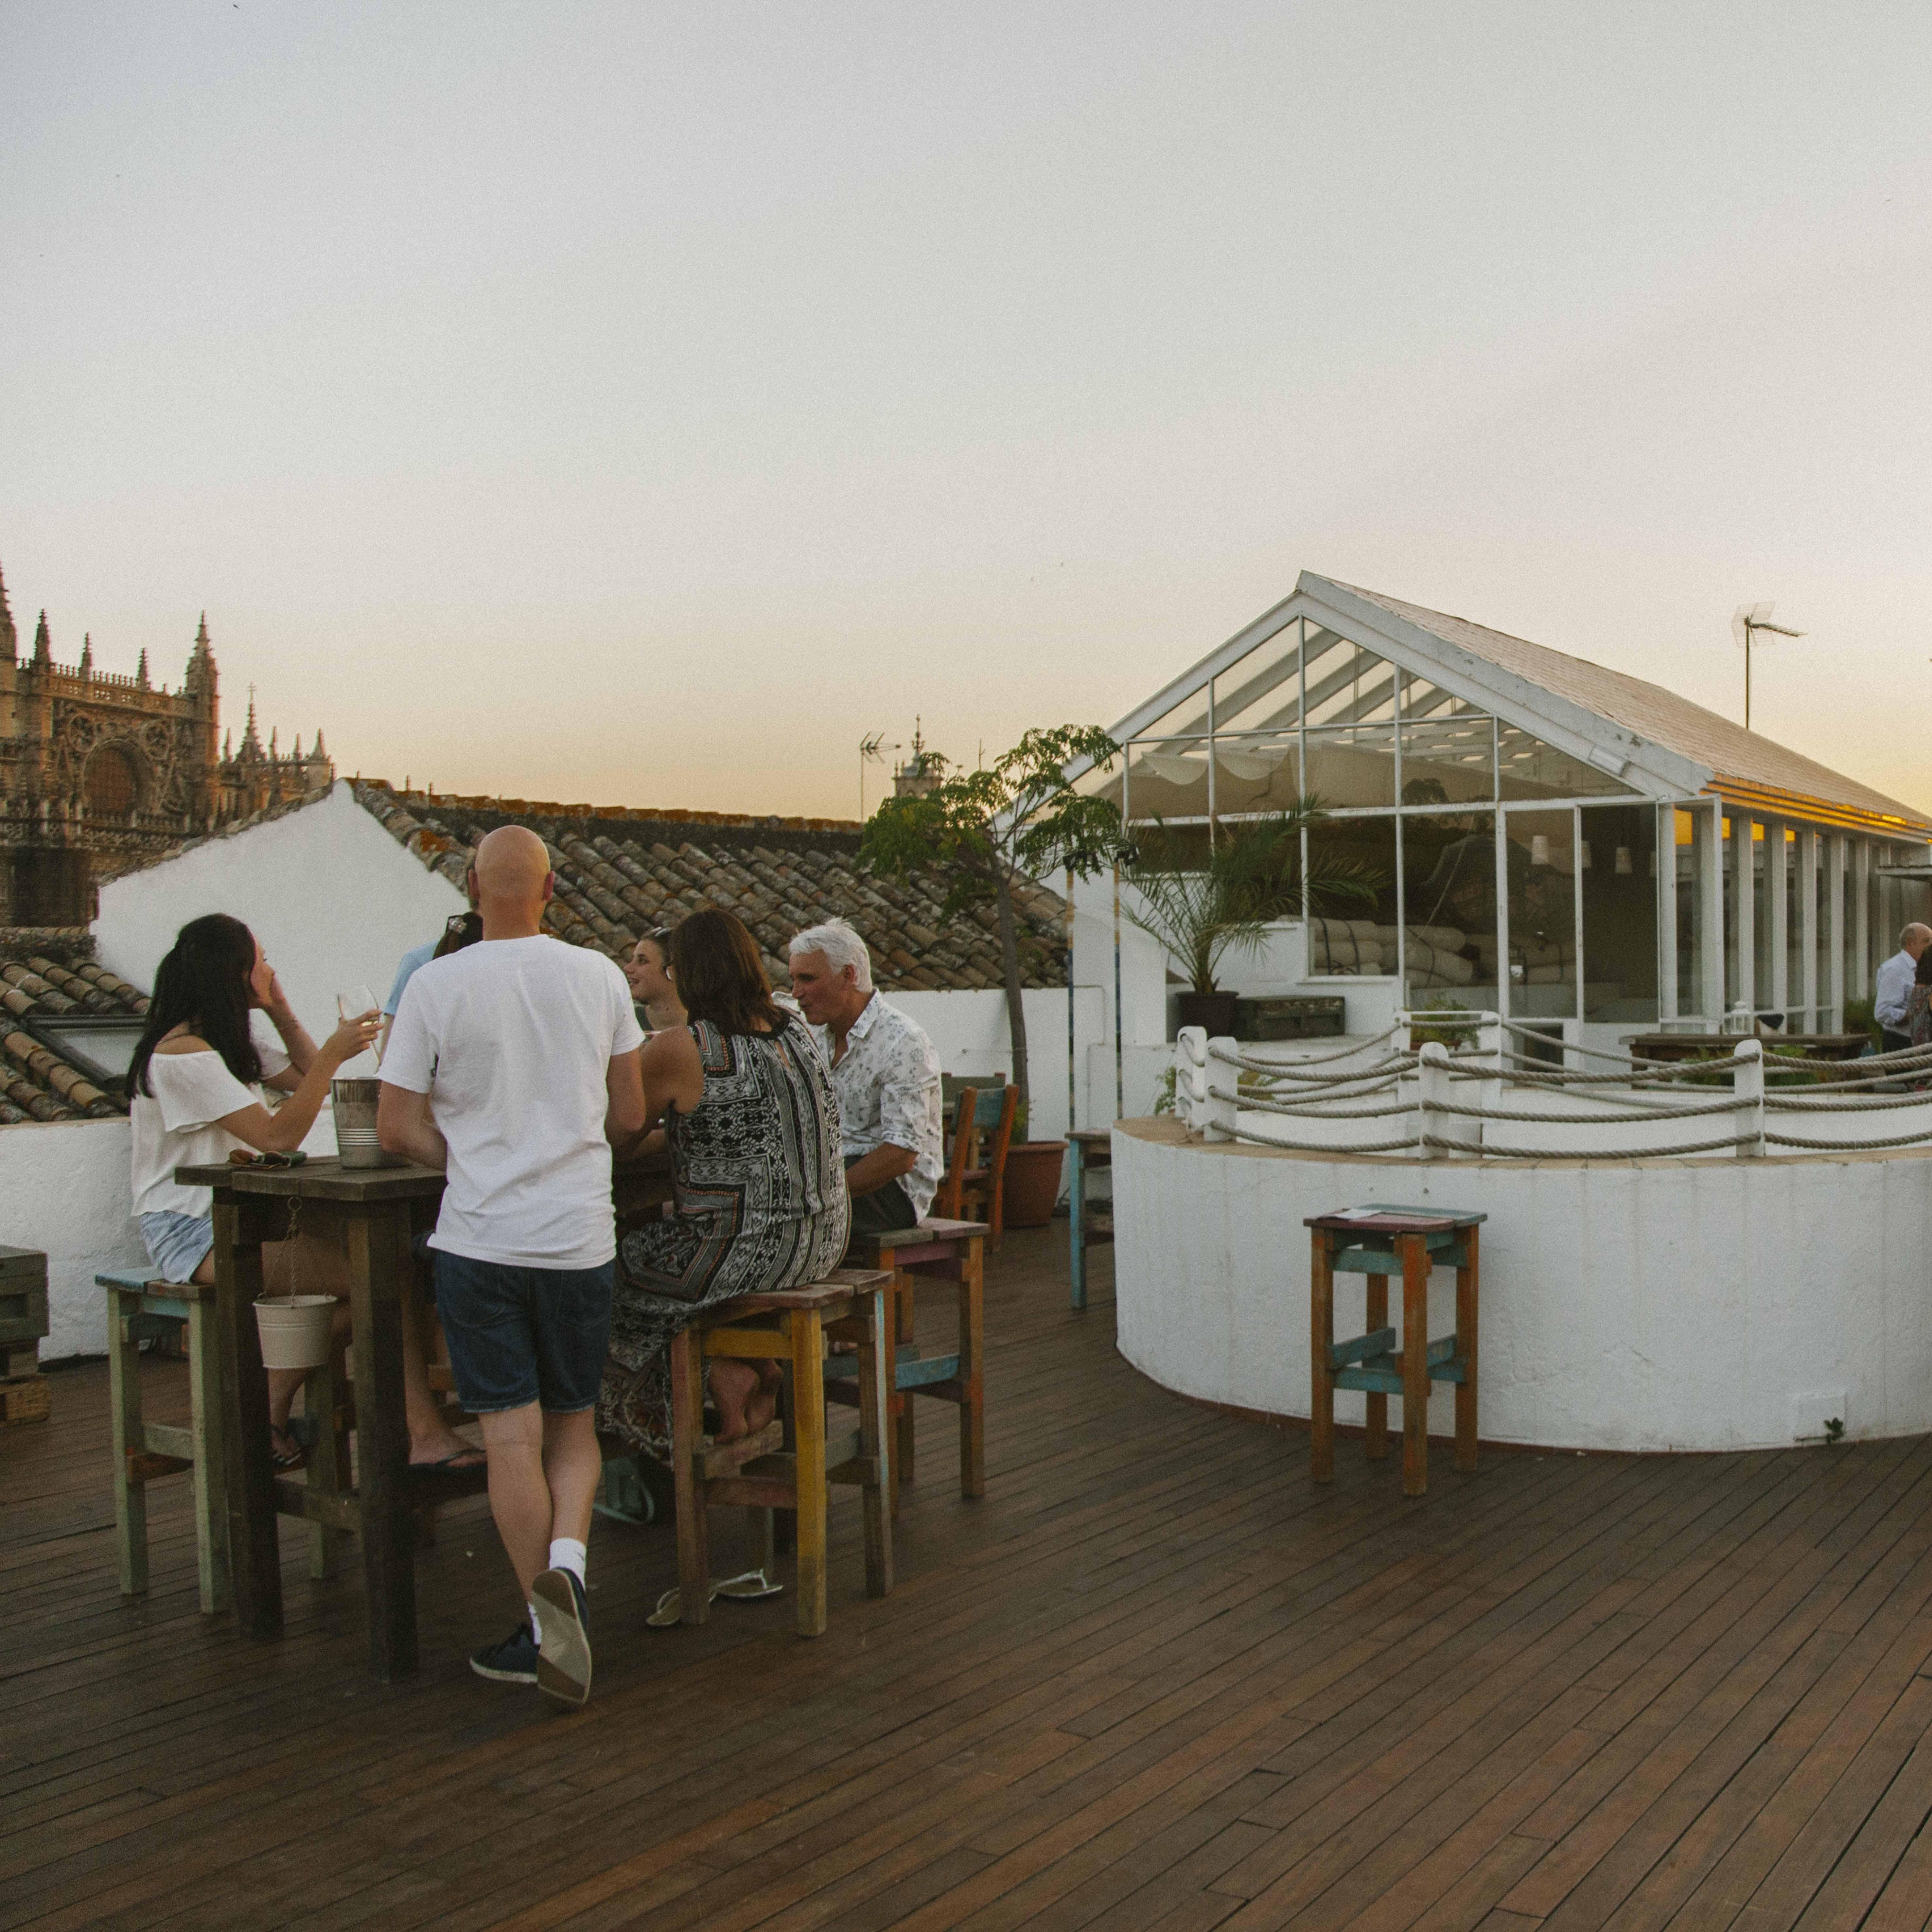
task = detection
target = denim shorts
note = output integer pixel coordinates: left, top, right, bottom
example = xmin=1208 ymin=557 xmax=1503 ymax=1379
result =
xmin=139 ymin=1211 xmax=215 ymax=1285
xmin=431 ymin=1251 xmax=613 ymax=1415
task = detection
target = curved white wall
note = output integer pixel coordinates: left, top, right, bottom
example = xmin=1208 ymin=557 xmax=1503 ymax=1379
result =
xmin=1113 ymin=1117 xmax=1932 ymax=1452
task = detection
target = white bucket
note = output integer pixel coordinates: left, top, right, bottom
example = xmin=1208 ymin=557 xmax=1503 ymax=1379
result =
xmin=253 ymin=1295 xmax=338 ymax=1371
xmin=332 ymin=1077 xmax=401 ymax=1169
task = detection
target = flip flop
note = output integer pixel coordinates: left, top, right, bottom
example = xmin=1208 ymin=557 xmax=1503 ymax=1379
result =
xmin=645 ymin=1569 xmax=785 ymax=1628
xmin=269 ymin=1427 xmax=305 ymax=1470
xmin=414 ymin=1448 xmax=486 ymax=1471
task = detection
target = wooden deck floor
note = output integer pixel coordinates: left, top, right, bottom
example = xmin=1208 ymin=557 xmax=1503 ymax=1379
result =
xmin=7 ymin=1230 xmax=1932 ymax=1931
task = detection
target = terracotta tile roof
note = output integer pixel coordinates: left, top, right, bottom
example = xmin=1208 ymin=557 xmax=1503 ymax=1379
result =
xmin=1321 ymin=576 xmax=1932 ymax=832
xmin=0 ymin=938 xmax=147 ymax=1120
xmin=350 ymin=783 xmax=1070 ymax=992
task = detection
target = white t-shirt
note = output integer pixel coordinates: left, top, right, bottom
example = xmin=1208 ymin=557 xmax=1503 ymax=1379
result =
xmin=130 ymin=1023 xmax=292 ymax=1219
xmin=381 ymin=936 xmax=644 ymax=1270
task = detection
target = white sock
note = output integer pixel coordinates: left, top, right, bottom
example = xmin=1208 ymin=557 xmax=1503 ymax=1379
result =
xmin=529 ymin=1600 xmax=542 ymax=1642
xmin=548 ymin=1537 xmax=587 ymax=1585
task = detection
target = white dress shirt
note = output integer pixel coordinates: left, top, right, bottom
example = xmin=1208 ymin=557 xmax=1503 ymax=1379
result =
xmin=812 ymin=993 xmax=943 ymax=1220
xmin=1875 ymin=949 xmax=1916 ymax=1032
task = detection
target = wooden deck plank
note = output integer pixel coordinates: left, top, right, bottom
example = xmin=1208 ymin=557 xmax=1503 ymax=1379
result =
xmin=5 ymin=1236 xmax=1932 ymax=1932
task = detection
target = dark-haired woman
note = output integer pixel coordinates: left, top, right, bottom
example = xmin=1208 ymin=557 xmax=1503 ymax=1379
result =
xmin=599 ymin=908 xmax=848 ymax=1458
xmin=128 ymin=914 xmax=480 ymax=1471
xmin=623 ymin=928 xmax=687 ymax=1034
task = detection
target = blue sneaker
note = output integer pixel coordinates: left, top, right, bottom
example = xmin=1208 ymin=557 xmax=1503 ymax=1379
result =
xmin=469 ymin=1622 xmax=539 ymax=1685
xmin=532 ymin=1568 xmax=592 ymax=1707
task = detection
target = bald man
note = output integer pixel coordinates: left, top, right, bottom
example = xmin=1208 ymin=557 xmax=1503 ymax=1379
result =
xmin=1875 ymin=922 xmax=1932 ymax=1053
xmin=379 ymin=826 xmax=646 ymax=1705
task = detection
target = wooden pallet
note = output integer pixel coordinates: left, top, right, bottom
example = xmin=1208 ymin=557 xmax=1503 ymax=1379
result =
xmin=2 ymin=1342 xmax=39 ymax=1379
xmin=1 ymin=1372 xmax=50 ymax=1425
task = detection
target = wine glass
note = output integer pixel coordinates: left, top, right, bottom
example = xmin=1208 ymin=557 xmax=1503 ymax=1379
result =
xmin=338 ymin=984 xmax=380 ymax=1066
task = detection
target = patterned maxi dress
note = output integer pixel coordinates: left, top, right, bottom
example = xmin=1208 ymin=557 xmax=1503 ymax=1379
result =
xmin=599 ymin=1016 xmax=850 ymax=1458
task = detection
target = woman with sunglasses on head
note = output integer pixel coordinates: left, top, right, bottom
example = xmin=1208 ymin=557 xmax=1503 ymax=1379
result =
xmin=128 ymin=913 xmax=481 ymax=1472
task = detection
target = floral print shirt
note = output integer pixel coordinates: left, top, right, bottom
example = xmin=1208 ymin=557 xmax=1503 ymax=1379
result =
xmin=811 ymin=994 xmax=943 ymax=1220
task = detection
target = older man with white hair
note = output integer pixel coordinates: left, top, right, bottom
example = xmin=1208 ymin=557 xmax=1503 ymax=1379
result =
xmin=788 ymin=919 xmax=942 ymax=1240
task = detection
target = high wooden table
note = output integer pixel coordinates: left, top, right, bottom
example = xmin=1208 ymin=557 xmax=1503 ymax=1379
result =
xmin=1067 ymin=1130 xmax=1112 ymax=1312
xmin=181 ymin=1151 xmax=673 ymax=1681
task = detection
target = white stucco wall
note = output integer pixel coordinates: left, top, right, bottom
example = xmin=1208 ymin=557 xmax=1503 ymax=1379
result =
xmin=1113 ymin=1118 xmax=1932 ymax=1453
xmin=96 ymin=780 xmax=465 ymax=1077
xmin=0 ymin=1119 xmax=148 ymax=1359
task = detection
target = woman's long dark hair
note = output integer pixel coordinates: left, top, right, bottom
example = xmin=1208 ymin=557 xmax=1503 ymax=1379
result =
xmin=668 ymin=908 xmax=787 ymax=1038
xmin=128 ymin=914 xmax=262 ymax=1098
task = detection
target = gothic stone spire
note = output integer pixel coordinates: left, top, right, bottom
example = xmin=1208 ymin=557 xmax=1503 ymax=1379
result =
xmin=32 ymin=610 xmax=51 ymax=666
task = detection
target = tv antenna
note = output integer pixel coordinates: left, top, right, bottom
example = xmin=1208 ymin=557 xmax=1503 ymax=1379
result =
xmin=858 ymin=730 xmax=896 ymax=820
xmin=1732 ymin=603 xmax=1804 ymax=733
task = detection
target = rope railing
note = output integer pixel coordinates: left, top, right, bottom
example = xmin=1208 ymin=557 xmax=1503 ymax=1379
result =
xmin=1209 ymin=1082 xmax=1416 ymax=1122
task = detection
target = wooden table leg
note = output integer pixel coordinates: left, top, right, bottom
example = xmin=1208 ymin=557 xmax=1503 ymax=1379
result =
xmin=1455 ymin=1225 xmax=1480 ymax=1474
xmin=1364 ymin=1272 xmax=1389 ymax=1462
xmin=958 ymin=1234 xmax=985 ymax=1500
xmin=1310 ymin=1229 xmax=1335 ymax=1484
xmin=1068 ymin=1145 xmax=1087 ymax=1311
xmin=214 ymin=1195 xmax=282 ymax=1639
xmin=792 ymin=1308 xmax=828 ymax=1637
xmin=892 ymin=1265 xmax=916 ymax=1503
xmin=1400 ymin=1232 xmax=1430 ymax=1498
xmin=670 ymin=1328 xmax=710 ymax=1625
xmin=186 ymin=1294 xmax=230 ymax=1615
xmin=348 ymin=1204 xmax=416 ymax=1679
xmin=306 ymin=1342 xmax=348 ymax=1580
xmin=108 ymin=1287 xmax=146 ymax=1597
xmin=855 ymin=1284 xmax=893 ymax=1598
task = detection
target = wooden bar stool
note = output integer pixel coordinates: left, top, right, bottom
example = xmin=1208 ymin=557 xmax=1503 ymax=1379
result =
xmin=97 ymin=1270 xmax=229 ymax=1614
xmin=1067 ymin=1130 xmax=1112 ymax=1312
xmin=1304 ymin=1205 xmax=1486 ymax=1497
xmin=670 ymin=1269 xmax=893 ymax=1637
xmin=838 ymin=1219 xmax=987 ymax=1511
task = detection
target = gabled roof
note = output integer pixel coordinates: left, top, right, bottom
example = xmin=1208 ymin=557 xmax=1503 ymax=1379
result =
xmin=1319 ymin=577 xmax=1930 ymax=835
xmin=1101 ymin=571 xmax=1931 ymax=838
xmin=0 ymin=944 xmax=147 ymax=1119
xmin=350 ymin=783 xmax=1069 ymax=993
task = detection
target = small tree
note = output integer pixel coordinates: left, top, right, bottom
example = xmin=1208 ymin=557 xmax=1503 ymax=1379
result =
xmin=861 ymin=726 xmax=1121 ymax=1130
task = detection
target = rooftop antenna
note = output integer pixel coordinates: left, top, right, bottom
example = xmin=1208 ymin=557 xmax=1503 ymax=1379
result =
xmin=1732 ymin=602 xmax=1804 ymax=733
xmin=858 ymin=731 xmax=895 ymax=821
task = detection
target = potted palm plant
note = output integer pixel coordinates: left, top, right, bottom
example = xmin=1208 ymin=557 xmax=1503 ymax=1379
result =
xmin=1125 ymin=801 xmax=1375 ymax=1037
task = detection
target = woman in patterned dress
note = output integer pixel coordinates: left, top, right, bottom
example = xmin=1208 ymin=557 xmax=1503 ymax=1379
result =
xmin=599 ymin=908 xmax=849 ymax=1459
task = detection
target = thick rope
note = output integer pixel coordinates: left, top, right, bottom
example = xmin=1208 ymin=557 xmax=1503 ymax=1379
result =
xmin=1229 ymin=1122 xmax=1421 ymax=1155
xmin=1213 ymin=1083 xmax=1416 ymax=1121
xmin=1421 ymin=1093 xmax=1756 ymax=1125
xmin=1764 ymin=1128 xmax=1932 ymax=1152
xmin=1765 ymin=1089 xmax=1932 ymax=1113
xmin=1208 ymin=1034 xmax=1410 ymax=1075
xmin=1421 ymin=1132 xmax=1762 ymax=1160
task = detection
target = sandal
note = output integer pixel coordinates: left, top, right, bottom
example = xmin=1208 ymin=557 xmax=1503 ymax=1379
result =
xmin=269 ymin=1426 xmax=305 ymax=1470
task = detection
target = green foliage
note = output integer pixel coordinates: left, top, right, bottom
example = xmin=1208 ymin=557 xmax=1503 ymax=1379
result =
xmin=1410 ymin=997 xmax=1482 ymax=1051
xmin=861 ymin=726 xmax=1123 ymax=921
xmin=1842 ymin=996 xmax=1882 ymax=1049
xmin=1123 ymin=801 xmax=1377 ymax=994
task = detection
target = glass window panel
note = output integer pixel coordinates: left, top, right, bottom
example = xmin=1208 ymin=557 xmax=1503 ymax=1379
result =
xmin=1581 ymin=803 xmax=1658 ymax=1023
xmin=1399 ymin=719 xmax=1495 ymax=804
xmin=1720 ymin=815 xmax=1739 ymax=1010
xmin=1496 ymin=723 xmax=1632 ymax=799
xmin=1786 ymin=829 xmax=1805 ymax=1026
xmin=1124 ymin=740 xmax=1211 ymax=822
xmin=1071 ymin=753 xmax=1125 ymax=813
xmin=1129 ymin=685 xmax=1213 ymax=744
xmin=1307 ymin=817 xmax=1399 ymax=977
xmin=1303 ymin=641 xmax=1398 ymax=725
xmin=1209 ymin=733 xmax=1300 ymax=818
xmin=1209 ymin=620 xmax=1305 ymax=735
xmin=1402 ymin=811 xmax=1498 ymax=1013
xmin=1677 ymin=806 xmax=1706 ymax=1021
xmin=1400 ymin=673 xmax=1487 ymax=722
xmin=1505 ymin=810 xmax=1577 ymax=1019
xmin=1304 ymin=724 xmax=1396 ymax=808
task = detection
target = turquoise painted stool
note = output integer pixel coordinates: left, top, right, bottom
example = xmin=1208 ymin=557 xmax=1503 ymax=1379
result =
xmin=1304 ymin=1205 xmax=1486 ymax=1497
xmin=97 ymin=1270 xmax=230 ymax=1613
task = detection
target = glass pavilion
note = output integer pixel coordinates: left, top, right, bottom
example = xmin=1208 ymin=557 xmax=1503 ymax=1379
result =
xmin=1072 ymin=575 xmax=1932 ymax=1039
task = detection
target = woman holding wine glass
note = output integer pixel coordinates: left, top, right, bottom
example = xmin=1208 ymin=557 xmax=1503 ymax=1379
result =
xmin=127 ymin=915 xmax=481 ymax=1471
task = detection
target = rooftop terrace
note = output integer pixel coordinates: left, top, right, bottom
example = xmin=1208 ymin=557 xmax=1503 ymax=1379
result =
xmin=8 ymin=1231 xmax=1932 ymax=1929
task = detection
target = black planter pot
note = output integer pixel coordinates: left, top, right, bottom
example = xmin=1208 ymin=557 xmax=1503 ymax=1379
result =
xmin=1175 ymin=990 xmax=1241 ymax=1038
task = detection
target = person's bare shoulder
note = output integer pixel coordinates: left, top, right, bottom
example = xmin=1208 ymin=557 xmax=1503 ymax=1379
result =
xmin=153 ymin=1032 xmax=211 ymax=1057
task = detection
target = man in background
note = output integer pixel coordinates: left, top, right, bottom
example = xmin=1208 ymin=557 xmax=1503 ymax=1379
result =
xmin=378 ymin=826 xmax=645 ymax=1707
xmin=1873 ymin=922 xmax=1931 ymax=1054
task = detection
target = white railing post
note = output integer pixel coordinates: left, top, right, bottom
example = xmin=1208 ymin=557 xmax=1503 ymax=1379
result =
xmin=1174 ymin=1027 xmax=1208 ymax=1133
xmin=1202 ymin=1035 xmax=1239 ymax=1141
xmin=1417 ymin=1040 xmax=1452 ymax=1160
xmin=1734 ymin=1037 xmax=1765 ymax=1157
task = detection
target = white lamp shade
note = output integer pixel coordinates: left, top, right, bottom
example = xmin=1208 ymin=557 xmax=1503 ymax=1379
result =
xmin=1530 ymin=834 xmax=1551 ymax=867
xmin=1614 ymin=846 xmax=1633 ymax=875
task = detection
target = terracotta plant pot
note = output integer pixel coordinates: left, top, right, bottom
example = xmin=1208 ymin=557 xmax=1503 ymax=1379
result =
xmin=1000 ymin=1139 xmax=1067 ymax=1229
xmin=1175 ymin=990 xmax=1240 ymax=1039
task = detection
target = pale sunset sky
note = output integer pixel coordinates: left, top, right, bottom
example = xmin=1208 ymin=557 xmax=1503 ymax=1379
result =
xmin=4 ymin=3 xmax=1931 ymax=819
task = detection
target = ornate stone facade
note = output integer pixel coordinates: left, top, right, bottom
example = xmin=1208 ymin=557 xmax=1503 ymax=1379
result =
xmin=0 ymin=561 xmax=332 ymax=924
